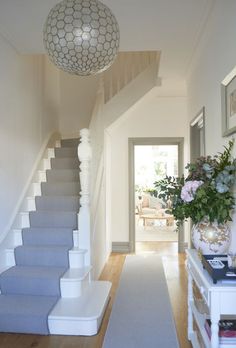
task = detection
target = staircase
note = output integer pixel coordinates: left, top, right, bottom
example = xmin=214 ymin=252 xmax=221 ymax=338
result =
xmin=0 ymin=138 xmax=111 ymax=335
xmin=96 ymin=51 xmax=161 ymax=129
xmin=103 ymin=51 xmax=160 ymax=104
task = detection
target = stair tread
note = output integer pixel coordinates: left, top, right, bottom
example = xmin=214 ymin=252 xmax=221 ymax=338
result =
xmin=34 ymin=195 xmax=79 ymax=199
xmin=1 ymin=265 xmax=66 ymax=276
xmin=7 ymin=246 xmax=86 ymax=253
xmin=29 ymin=211 xmax=77 ymax=229
xmin=45 ymin=169 xmax=79 ymax=183
xmin=35 ymin=196 xmax=79 ymax=212
xmin=0 ymin=294 xmax=58 ymax=314
xmin=22 ymin=227 xmax=75 ymax=232
xmin=60 ymin=139 xmax=79 ymax=148
xmin=14 ymin=245 xmax=70 ymax=268
xmin=0 ymin=265 xmax=90 ymax=282
xmin=15 ymin=245 xmax=71 ymax=251
xmin=50 ymin=158 xmax=79 ymax=169
xmin=49 ymin=281 xmax=111 ymax=319
xmin=54 ymin=147 xmax=78 ymax=158
xmin=41 ymin=182 xmax=80 ymax=196
xmin=0 ymin=293 xmax=58 ymax=334
xmin=0 ymin=266 xmax=66 ymax=296
xmin=29 ymin=211 xmax=77 ymax=214
xmin=41 ymin=181 xmax=79 ymax=185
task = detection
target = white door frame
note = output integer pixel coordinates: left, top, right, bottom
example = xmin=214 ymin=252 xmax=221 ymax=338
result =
xmin=190 ymin=107 xmax=205 ymax=161
xmin=128 ymin=137 xmax=185 ymax=253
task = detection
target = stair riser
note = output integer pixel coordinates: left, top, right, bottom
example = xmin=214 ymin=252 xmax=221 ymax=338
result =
xmin=29 ymin=214 xmax=77 ymax=229
xmin=60 ymin=139 xmax=79 ymax=148
xmin=13 ymin=230 xmax=23 ymax=246
xmin=48 ymin=292 xmax=109 ymax=335
xmin=47 ymin=148 xmax=55 ymax=159
xmin=55 ymin=140 xmax=61 ymax=148
xmin=55 ymin=148 xmax=78 ymax=158
xmin=1 ymin=277 xmax=62 ymax=297
xmin=13 ymin=230 xmax=79 ymax=248
xmin=19 ymin=198 xmax=35 ymax=213
xmin=60 ymin=275 xmax=89 ymax=298
xmin=35 ymin=196 xmax=79 ymax=212
xmin=46 ymin=170 xmax=79 ymax=182
xmin=69 ymin=251 xmax=85 ymax=268
xmin=5 ymin=250 xmax=15 ymax=267
xmin=41 ymin=184 xmax=80 ymax=197
xmin=26 ymin=183 xmax=41 ymax=197
xmin=35 ymin=171 xmax=47 ymax=183
xmin=41 ymin=158 xmax=51 ymax=171
xmin=18 ymin=213 xmax=30 ymax=229
xmin=48 ymin=318 xmax=99 ymax=336
xmin=5 ymin=249 xmax=85 ymax=268
xmin=26 ymin=197 xmax=36 ymax=211
xmin=50 ymin=158 xmax=79 ymax=170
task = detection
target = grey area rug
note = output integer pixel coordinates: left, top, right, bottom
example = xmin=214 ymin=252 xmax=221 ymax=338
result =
xmin=103 ymin=255 xmax=179 ymax=348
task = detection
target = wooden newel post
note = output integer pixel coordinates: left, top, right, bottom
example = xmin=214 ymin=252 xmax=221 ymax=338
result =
xmin=77 ymin=128 xmax=92 ymax=267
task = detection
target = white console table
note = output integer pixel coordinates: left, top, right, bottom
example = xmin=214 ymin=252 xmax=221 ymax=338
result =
xmin=186 ymin=249 xmax=236 ymax=348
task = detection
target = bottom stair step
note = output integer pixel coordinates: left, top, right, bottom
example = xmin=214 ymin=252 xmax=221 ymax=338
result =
xmin=0 ymin=294 xmax=58 ymax=335
xmin=0 ymin=266 xmax=66 ymax=296
xmin=48 ymin=281 xmax=111 ymax=336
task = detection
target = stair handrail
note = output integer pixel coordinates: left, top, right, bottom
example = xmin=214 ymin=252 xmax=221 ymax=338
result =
xmin=77 ymin=128 xmax=92 ymax=267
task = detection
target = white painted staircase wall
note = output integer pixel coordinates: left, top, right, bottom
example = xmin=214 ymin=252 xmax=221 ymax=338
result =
xmin=0 ymin=136 xmax=111 ymax=336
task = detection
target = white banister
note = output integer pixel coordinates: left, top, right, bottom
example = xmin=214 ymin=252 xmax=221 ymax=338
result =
xmin=77 ymin=128 xmax=92 ymax=267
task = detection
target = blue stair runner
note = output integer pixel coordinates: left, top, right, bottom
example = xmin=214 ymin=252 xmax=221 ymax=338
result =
xmin=0 ymin=139 xmax=80 ymax=334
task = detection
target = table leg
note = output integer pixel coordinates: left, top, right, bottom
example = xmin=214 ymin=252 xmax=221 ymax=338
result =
xmin=210 ymin=293 xmax=220 ymax=348
xmin=187 ymin=268 xmax=194 ymax=340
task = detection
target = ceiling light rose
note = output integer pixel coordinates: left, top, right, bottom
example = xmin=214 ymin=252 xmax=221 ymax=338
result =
xmin=43 ymin=0 xmax=120 ymax=76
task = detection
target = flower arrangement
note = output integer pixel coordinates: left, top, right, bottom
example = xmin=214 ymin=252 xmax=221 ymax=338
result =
xmin=154 ymin=140 xmax=236 ymax=228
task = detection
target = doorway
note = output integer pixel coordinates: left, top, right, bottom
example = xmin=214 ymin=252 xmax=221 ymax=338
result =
xmin=134 ymin=144 xmax=178 ymax=244
xmin=129 ymin=137 xmax=184 ymax=253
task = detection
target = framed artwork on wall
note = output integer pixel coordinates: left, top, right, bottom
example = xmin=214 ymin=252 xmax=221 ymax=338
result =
xmin=222 ymin=66 xmax=236 ymax=136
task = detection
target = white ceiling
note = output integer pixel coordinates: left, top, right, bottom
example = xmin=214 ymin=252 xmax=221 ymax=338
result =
xmin=0 ymin=0 xmax=215 ymax=79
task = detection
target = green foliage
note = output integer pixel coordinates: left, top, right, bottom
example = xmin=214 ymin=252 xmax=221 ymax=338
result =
xmin=154 ymin=140 xmax=236 ymax=227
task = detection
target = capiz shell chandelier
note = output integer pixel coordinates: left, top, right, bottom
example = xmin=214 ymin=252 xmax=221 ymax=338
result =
xmin=43 ymin=0 xmax=120 ymax=76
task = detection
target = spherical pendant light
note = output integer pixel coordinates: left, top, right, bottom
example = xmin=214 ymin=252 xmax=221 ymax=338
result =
xmin=43 ymin=0 xmax=120 ymax=76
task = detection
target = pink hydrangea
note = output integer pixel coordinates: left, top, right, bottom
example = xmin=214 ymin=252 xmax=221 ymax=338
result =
xmin=181 ymin=180 xmax=203 ymax=202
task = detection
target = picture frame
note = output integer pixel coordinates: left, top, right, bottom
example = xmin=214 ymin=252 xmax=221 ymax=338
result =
xmin=222 ymin=66 xmax=236 ymax=137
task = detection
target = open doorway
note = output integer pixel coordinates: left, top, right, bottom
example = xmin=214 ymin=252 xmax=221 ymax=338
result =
xmin=129 ymin=138 xmax=184 ymax=253
xmin=135 ymin=145 xmax=178 ymax=244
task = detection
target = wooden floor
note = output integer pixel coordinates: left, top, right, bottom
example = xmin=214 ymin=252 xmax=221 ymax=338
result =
xmin=0 ymin=242 xmax=191 ymax=348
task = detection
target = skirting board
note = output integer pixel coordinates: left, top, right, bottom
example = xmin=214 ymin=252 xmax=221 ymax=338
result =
xmin=112 ymin=242 xmax=130 ymax=253
xmin=179 ymin=242 xmax=188 ymax=253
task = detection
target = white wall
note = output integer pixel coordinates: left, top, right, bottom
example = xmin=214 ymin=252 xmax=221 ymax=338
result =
xmin=107 ymin=87 xmax=188 ymax=242
xmin=187 ymin=0 xmax=236 ymax=248
xmin=0 ymin=35 xmax=59 ymax=238
xmin=59 ymin=72 xmax=99 ymax=138
xmin=89 ymin=65 xmax=163 ymax=276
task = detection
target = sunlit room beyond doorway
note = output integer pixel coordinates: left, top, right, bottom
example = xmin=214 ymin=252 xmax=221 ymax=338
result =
xmin=134 ymin=145 xmax=178 ymax=249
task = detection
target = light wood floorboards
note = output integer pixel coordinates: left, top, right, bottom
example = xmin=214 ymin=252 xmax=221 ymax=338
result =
xmin=0 ymin=242 xmax=191 ymax=348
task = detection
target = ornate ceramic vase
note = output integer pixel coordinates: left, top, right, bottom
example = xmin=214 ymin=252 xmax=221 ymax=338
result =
xmin=192 ymin=219 xmax=231 ymax=254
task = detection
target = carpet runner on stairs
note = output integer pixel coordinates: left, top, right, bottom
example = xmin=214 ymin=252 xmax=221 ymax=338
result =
xmin=0 ymin=138 xmax=80 ymax=334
